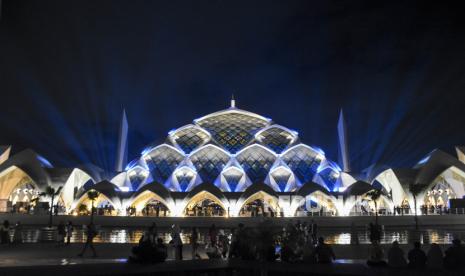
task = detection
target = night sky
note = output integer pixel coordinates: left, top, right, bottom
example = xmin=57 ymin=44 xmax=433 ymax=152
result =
xmin=1 ymin=1 xmax=464 ymax=172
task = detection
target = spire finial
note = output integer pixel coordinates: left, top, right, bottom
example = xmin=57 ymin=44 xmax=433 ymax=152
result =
xmin=231 ymin=94 xmax=236 ymax=108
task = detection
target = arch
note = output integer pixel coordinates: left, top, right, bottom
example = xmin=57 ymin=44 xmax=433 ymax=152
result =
xmin=183 ymin=190 xmax=227 ymax=217
xmin=424 ymin=179 xmax=457 ymax=209
xmin=0 ymin=166 xmax=38 ymax=202
xmin=237 ymin=190 xmax=280 ymax=217
xmin=233 ymin=184 xmax=280 ymax=216
xmin=71 ymin=190 xmax=118 ymax=215
xmin=422 ymin=166 xmax=465 ymax=199
xmin=129 ymin=190 xmax=172 ymax=216
xmin=373 ymin=168 xmax=409 ymax=207
xmin=60 ymin=168 xmax=94 ymax=212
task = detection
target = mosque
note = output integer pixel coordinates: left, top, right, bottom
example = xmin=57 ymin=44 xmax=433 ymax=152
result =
xmin=1 ymin=98 xmax=465 ymax=218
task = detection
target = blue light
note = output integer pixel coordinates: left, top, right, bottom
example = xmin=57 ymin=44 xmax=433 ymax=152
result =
xmin=167 ymin=128 xmax=178 ymax=136
xmin=327 ymin=160 xmax=342 ymax=172
xmin=125 ymin=159 xmax=139 ymax=170
xmin=417 ymin=150 xmax=435 ymax=165
xmin=37 ymin=155 xmax=53 ymax=168
xmin=141 ymin=146 xmax=155 ymax=156
xmin=311 ymin=145 xmax=325 ymax=156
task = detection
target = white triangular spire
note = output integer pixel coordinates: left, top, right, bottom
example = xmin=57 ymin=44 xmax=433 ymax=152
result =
xmin=337 ymin=109 xmax=350 ymax=172
xmin=230 ymin=94 xmax=236 ymax=108
xmin=115 ymin=109 xmax=128 ymax=172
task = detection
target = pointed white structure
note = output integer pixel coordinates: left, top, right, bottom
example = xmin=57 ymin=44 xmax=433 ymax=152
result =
xmin=115 ymin=109 xmax=128 ymax=172
xmin=230 ymin=94 xmax=236 ymax=108
xmin=456 ymin=146 xmax=465 ymax=164
xmin=0 ymin=146 xmax=11 ymax=165
xmin=337 ymin=109 xmax=350 ymax=172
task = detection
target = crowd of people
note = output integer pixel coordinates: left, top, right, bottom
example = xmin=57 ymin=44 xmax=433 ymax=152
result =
xmin=368 ymin=239 xmax=465 ymax=270
xmin=127 ymin=219 xmax=465 ymax=272
xmin=128 ymin=222 xmax=168 ymax=263
xmin=0 ymin=220 xmax=23 ymax=243
xmin=3 ymin=216 xmax=465 ymax=271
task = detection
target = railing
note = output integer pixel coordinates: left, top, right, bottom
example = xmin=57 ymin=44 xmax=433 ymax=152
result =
xmin=3 ymin=208 xmax=465 ymax=217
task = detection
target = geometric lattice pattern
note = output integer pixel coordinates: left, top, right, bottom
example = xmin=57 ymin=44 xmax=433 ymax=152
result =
xmin=189 ymin=146 xmax=230 ymax=183
xmin=236 ymin=145 xmax=276 ymax=183
xmin=271 ymin=168 xmax=292 ymax=192
xmin=128 ymin=167 xmax=148 ymax=190
xmin=175 ymin=170 xmax=195 ymax=192
xmin=222 ymin=168 xmax=244 ymax=192
xmin=171 ymin=125 xmax=210 ymax=154
xmin=144 ymin=145 xmax=185 ymax=183
xmin=318 ymin=167 xmax=339 ymax=191
xmin=196 ymin=112 xmax=269 ymax=153
xmin=256 ymin=126 xmax=296 ymax=153
xmin=281 ymin=145 xmax=322 ymax=183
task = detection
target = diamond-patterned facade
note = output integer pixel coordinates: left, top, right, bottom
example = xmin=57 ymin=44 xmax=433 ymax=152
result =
xmin=128 ymin=166 xmax=148 ymax=190
xmin=189 ymin=146 xmax=230 ymax=183
xmin=175 ymin=170 xmax=195 ymax=192
xmin=319 ymin=167 xmax=339 ymax=191
xmin=256 ymin=126 xmax=295 ymax=153
xmin=281 ymin=145 xmax=322 ymax=183
xmin=236 ymin=146 xmax=276 ymax=183
xmin=196 ymin=112 xmax=269 ymax=153
xmin=271 ymin=168 xmax=292 ymax=192
xmin=171 ymin=125 xmax=210 ymax=154
xmin=222 ymin=168 xmax=244 ymax=192
xmin=144 ymin=145 xmax=185 ymax=183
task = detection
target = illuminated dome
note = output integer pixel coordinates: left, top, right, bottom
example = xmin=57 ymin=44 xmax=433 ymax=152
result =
xmin=127 ymin=104 xmax=343 ymax=193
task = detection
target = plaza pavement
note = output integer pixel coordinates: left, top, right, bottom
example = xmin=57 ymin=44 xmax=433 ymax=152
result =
xmin=0 ymin=243 xmax=453 ymax=266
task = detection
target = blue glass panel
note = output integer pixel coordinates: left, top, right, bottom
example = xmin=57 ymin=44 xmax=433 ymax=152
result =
xmin=257 ymin=127 xmax=295 ymax=153
xmin=281 ymin=146 xmax=321 ymax=183
xmin=176 ymin=173 xmax=194 ymax=192
xmin=273 ymin=172 xmax=291 ymax=192
xmin=189 ymin=147 xmax=230 ymax=183
xmin=145 ymin=146 xmax=184 ymax=183
xmin=172 ymin=126 xmax=209 ymax=154
xmin=319 ymin=167 xmax=339 ymax=191
xmin=236 ymin=146 xmax=276 ymax=183
xmin=197 ymin=113 xmax=268 ymax=153
xmin=224 ymin=173 xmax=242 ymax=192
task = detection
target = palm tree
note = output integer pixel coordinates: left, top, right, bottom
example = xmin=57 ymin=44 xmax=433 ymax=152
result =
xmin=87 ymin=190 xmax=100 ymax=223
xmin=365 ymin=189 xmax=383 ymax=226
xmin=409 ymin=183 xmax=427 ymax=230
xmin=36 ymin=186 xmax=63 ymax=228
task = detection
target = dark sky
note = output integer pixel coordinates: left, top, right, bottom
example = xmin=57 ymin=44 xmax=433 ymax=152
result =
xmin=1 ymin=0 xmax=465 ymax=172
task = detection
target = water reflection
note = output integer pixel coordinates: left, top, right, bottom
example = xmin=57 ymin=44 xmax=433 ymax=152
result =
xmin=12 ymin=227 xmax=465 ymax=244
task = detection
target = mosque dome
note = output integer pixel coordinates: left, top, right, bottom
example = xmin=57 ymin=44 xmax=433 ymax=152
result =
xmin=126 ymin=102 xmax=343 ymax=193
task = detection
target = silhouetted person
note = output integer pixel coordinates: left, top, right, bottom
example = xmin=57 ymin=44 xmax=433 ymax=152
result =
xmin=148 ymin=222 xmax=157 ymax=243
xmin=191 ymin=227 xmax=200 ymax=259
xmin=311 ymin=220 xmax=318 ymax=244
xmin=66 ymin=221 xmax=73 ymax=245
xmin=78 ymin=223 xmax=97 ymax=257
xmin=408 ymin=242 xmax=426 ymax=268
xmin=444 ymin=239 xmax=465 ymax=270
xmin=57 ymin=221 xmax=66 ymax=244
xmin=0 ymin=220 xmax=10 ymax=244
xmin=315 ymin=237 xmax=335 ymax=264
xmin=367 ymin=240 xmax=387 ymax=266
xmin=130 ymin=234 xmax=154 ymax=263
xmin=170 ymin=224 xmax=182 ymax=260
xmin=154 ymin=238 xmax=167 ymax=262
xmin=209 ymin=224 xmax=218 ymax=246
xmin=13 ymin=221 xmax=22 ymax=243
xmin=426 ymin=243 xmax=443 ymax=269
xmin=387 ymin=241 xmax=407 ymax=268
xmin=350 ymin=222 xmax=359 ymax=245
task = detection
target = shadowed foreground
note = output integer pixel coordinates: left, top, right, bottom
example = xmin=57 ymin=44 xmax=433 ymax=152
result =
xmin=0 ymin=244 xmax=464 ymax=276
xmin=0 ymin=258 xmax=464 ymax=276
